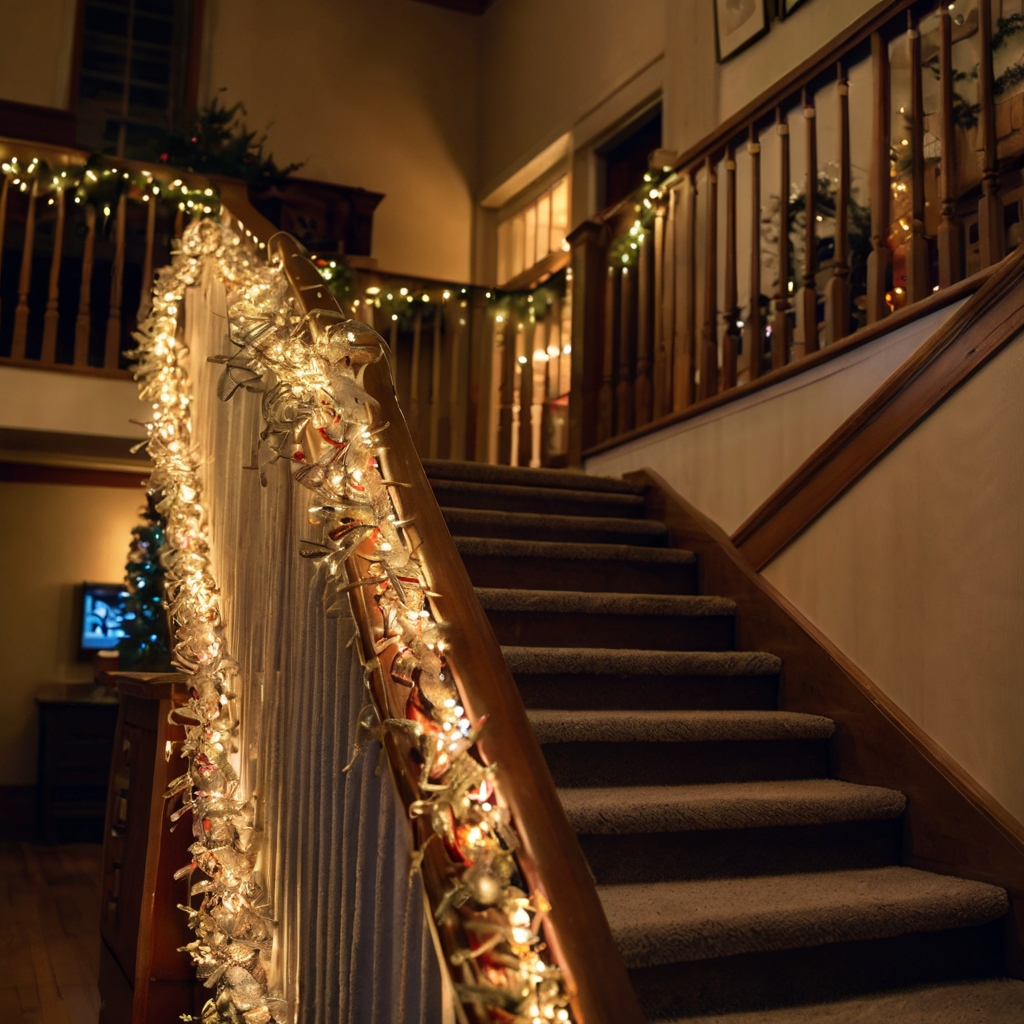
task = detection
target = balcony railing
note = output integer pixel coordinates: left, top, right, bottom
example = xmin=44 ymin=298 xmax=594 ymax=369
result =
xmin=567 ymin=0 xmax=1024 ymax=462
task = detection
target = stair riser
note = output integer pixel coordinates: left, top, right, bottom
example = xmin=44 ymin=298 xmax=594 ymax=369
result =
xmin=485 ymin=610 xmax=735 ymax=650
xmin=542 ymin=739 xmax=830 ymax=787
xmin=578 ymin=818 xmax=903 ymax=885
xmin=431 ymin=485 xmax=646 ymax=518
xmin=462 ymin=555 xmax=699 ymax=594
xmin=629 ymin=921 xmax=1005 ymax=1019
xmin=515 ymin=672 xmax=779 ymax=711
xmin=441 ymin=513 xmax=668 ymax=546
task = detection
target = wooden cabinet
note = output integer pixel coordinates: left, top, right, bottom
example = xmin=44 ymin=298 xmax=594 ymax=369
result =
xmin=98 ymin=672 xmax=202 ymax=1024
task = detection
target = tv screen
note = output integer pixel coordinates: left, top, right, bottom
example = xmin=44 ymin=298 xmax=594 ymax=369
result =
xmin=80 ymin=582 xmax=130 ymax=654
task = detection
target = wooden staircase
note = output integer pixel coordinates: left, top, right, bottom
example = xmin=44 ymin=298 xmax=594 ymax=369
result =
xmin=423 ymin=458 xmax=1024 ymax=1022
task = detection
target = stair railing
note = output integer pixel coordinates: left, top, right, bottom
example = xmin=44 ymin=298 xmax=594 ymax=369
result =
xmin=267 ymin=231 xmax=645 ymax=1024
xmin=568 ymin=0 xmax=1024 ymax=461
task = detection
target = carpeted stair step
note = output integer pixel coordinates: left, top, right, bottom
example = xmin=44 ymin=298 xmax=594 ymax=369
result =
xmin=560 ymin=779 xmax=905 ymax=884
xmin=454 ymin=537 xmax=699 ymax=594
xmin=603 ymin=867 xmax=1009 ymax=1019
xmin=423 ymin=458 xmax=643 ymax=494
xmin=503 ymin=646 xmax=782 ymax=710
xmin=663 ymin=977 xmax=1024 ymax=1023
xmin=441 ymin=506 xmax=669 ymax=545
xmin=526 ymin=709 xmax=833 ymax=786
xmin=477 ymin=589 xmax=736 ymax=650
xmin=430 ymin=478 xmax=648 ymax=518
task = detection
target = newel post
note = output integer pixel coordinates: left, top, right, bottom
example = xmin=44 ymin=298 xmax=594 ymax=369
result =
xmin=568 ymin=218 xmax=607 ymax=467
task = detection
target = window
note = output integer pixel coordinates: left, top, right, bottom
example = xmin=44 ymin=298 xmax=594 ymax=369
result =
xmin=75 ymin=0 xmax=198 ymax=159
xmin=496 ymin=175 xmax=569 ymax=286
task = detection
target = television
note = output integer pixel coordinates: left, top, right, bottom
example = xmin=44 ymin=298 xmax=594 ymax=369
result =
xmin=79 ymin=582 xmax=130 ymax=657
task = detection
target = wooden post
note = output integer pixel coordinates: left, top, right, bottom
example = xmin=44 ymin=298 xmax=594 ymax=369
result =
xmin=652 ymin=200 xmax=669 ymax=419
xmin=906 ymin=11 xmax=930 ymax=303
xmin=747 ymin=126 xmax=764 ymax=380
xmin=938 ymin=7 xmax=963 ymax=288
xmin=825 ymin=63 xmax=852 ymax=344
xmin=0 ymin=174 xmax=9 ymax=328
xmin=616 ymin=262 xmax=636 ymax=433
xmin=771 ymin=109 xmax=791 ymax=369
xmin=11 ymin=180 xmax=38 ymax=359
xmin=867 ymin=31 xmax=892 ymax=323
xmin=41 ymin=186 xmax=66 ymax=364
xmin=978 ymin=0 xmax=1004 ymax=268
xmin=389 ymin=317 xmax=400 ymax=403
xmin=136 ymin=192 xmax=158 ymax=323
xmin=722 ymin=145 xmax=739 ymax=390
xmin=74 ymin=204 xmax=97 ymax=367
xmin=795 ymin=90 xmax=819 ymax=358
xmin=598 ymin=266 xmax=618 ymax=442
xmin=658 ymin=191 xmax=676 ymax=417
xmin=497 ymin=318 xmax=515 ymax=466
xmin=517 ymin=321 xmax=535 ymax=466
xmin=447 ymin=292 xmax=468 ymax=461
xmin=673 ymin=172 xmax=697 ymax=409
xmin=699 ymin=156 xmax=719 ymax=399
xmin=410 ymin=306 xmax=423 ymax=444
xmin=566 ymin=219 xmax=605 ymax=467
xmin=104 ymin=192 xmax=127 ymax=370
xmin=429 ymin=302 xmax=443 ymax=458
xmin=634 ymin=226 xmax=654 ymax=425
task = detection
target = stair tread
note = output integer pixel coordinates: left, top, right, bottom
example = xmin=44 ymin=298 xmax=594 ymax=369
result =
xmin=477 ymin=588 xmax=735 ymax=615
xmin=432 ymin=477 xmax=646 ymax=511
xmin=423 ymin=458 xmax=644 ymax=493
xmin=441 ymin=506 xmax=668 ymax=535
xmin=529 ymin=709 xmax=835 ymax=744
xmin=663 ymin=977 xmax=1024 ymax=1023
xmin=599 ymin=866 xmax=1009 ymax=968
xmin=558 ymin=778 xmax=906 ymax=834
xmin=502 ymin=646 xmax=781 ymax=676
xmin=455 ymin=536 xmax=696 ymax=564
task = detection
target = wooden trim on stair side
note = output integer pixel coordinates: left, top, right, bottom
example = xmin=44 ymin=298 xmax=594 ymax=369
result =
xmin=732 ymin=245 xmax=1024 ymax=570
xmin=630 ymin=467 xmax=1024 ymax=977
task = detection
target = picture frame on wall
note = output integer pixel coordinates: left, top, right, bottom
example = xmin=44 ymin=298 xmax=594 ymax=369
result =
xmin=714 ymin=0 xmax=770 ymax=62
xmin=778 ymin=0 xmax=810 ymax=17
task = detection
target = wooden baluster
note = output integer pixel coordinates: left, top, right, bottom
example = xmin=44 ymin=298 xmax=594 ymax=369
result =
xmin=634 ymin=225 xmax=653 ymax=425
xmin=173 ymin=205 xmax=184 ymax=242
xmin=74 ymin=204 xmax=97 ymax=366
xmin=796 ymin=89 xmax=819 ymax=357
xmin=447 ymin=292 xmax=467 ymax=460
xmin=771 ymin=109 xmax=791 ymax=368
xmin=104 ymin=193 xmax=127 ymax=370
xmin=410 ymin=306 xmax=423 ymax=444
xmin=938 ymin=8 xmax=963 ymax=287
xmin=978 ymin=0 xmax=1005 ymax=267
xmin=867 ymin=31 xmax=892 ymax=323
xmin=11 ymin=180 xmax=38 ymax=359
xmin=615 ymin=262 xmax=635 ymax=434
xmin=699 ymin=156 xmax=719 ymax=399
xmin=652 ymin=199 xmax=667 ymax=418
xmin=516 ymin=324 xmax=533 ymax=466
xmin=598 ymin=265 xmax=618 ymax=441
xmin=136 ymin=191 xmax=158 ymax=323
xmin=658 ymin=190 xmax=676 ymax=416
xmin=722 ymin=145 xmax=739 ymax=390
xmin=529 ymin=317 xmax=546 ymax=467
xmin=429 ymin=301 xmax=443 ymax=458
xmin=389 ymin=317 xmax=400 ymax=400
xmin=0 ymin=174 xmax=9 ymax=327
xmin=41 ymin=186 xmax=66 ymax=364
xmin=906 ymin=11 xmax=930 ymax=302
xmin=825 ymin=63 xmax=852 ymax=344
xmin=747 ymin=126 xmax=763 ymax=380
xmin=673 ymin=172 xmax=697 ymax=408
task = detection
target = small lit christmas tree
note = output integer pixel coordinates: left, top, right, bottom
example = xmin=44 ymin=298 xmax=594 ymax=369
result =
xmin=118 ymin=492 xmax=172 ymax=671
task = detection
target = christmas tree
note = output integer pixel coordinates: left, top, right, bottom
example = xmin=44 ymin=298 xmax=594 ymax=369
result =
xmin=118 ymin=492 xmax=172 ymax=671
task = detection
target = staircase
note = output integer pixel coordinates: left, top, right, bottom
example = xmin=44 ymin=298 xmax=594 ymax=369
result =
xmin=423 ymin=459 xmax=1024 ymax=1022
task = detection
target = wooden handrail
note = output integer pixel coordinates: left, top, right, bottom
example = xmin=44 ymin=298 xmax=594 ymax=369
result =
xmin=267 ymin=232 xmax=644 ymax=1024
xmin=732 ymin=243 xmax=1024 ymax=570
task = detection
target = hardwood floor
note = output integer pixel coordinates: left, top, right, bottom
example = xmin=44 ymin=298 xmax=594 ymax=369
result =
xmin=0 ymin=842 xmax=102 ymax=1024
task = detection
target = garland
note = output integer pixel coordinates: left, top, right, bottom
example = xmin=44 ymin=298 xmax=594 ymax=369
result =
xmin=133 ymin=217 xmax=573 ymax=1023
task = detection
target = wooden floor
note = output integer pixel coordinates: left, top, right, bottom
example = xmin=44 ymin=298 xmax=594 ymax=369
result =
xmin=0 ymin=841 xmax=102 ymax=1023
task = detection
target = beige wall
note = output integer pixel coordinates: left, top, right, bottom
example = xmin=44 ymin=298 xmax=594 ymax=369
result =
xmin=764 ymin=330 xmax=1024 ymax=828
xmin=0 ymin=0 xmax=77 ymax=109
xmin=0 ymin=481 xmax=144 ymax=785
xmin=202 ymin=0 xmax=480 ymax=282
xmin=585 ymin=304 xmax=959 ymax=535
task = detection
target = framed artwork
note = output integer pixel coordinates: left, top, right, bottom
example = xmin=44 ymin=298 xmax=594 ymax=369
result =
xmin=778 ymin=0 xmax=810 ymax=17
xmin=714 ymin=0 xmax=770 ymax=62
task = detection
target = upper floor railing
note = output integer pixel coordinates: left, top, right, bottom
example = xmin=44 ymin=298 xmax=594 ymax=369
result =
xmin=567 ymin=0 xmax=1023 ymax=462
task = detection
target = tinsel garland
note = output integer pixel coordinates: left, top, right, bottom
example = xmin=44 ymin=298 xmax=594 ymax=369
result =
xmin=133 ymin=216 xmax=573 ymax=1024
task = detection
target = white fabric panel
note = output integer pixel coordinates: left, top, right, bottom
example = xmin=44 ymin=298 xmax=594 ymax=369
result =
xmin=184 ymin=266 xmax=443 ymax=1024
